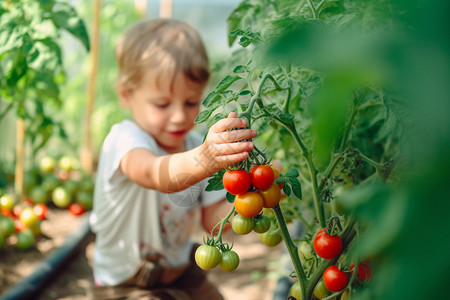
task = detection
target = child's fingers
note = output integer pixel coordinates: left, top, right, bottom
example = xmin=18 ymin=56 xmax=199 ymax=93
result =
xmin=227 ymin=112 xmax=238 ymax=118
xmin=212 ymin=141 xmax=255 ymax=156
xmin=210 ymin=115 xmax=247 ymax=133
xmin=214 ymin=129 xmax=256 ymax=144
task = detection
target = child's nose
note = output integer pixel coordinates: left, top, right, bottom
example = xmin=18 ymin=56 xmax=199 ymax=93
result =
xmin=170 ymin=106 xmax=187 ymax=124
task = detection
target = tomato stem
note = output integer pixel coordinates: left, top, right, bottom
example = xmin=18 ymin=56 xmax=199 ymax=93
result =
xmin=273 ymin=205 xmax=307 ymax=300
xmin=213 ymin=206 xmax=235 ymax=245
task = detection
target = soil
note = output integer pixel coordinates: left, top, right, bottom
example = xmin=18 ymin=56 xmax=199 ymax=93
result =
xmin=0 ymin=208 xmax=285 ymax=300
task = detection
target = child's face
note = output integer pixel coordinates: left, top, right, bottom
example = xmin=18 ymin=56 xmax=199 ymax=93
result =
xmin=121 ymin=72 xmax=205 ymax=153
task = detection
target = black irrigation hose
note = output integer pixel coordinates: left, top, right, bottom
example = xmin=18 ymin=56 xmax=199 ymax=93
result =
xmin=0 ymin=215 xmax=92 ymax=300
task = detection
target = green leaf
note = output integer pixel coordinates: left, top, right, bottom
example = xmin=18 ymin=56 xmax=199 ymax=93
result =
xmin=289 ymin=177 xmax=302 ymax=200
xmin=283 ymin=184 xmax=292 ymax=196
xmin=215 ymin=75 xmax=242 ymax=93
xmin=233 ymin=65 xmax=248 ymax=73
xmin=202 ymin=91 xmax=222 ymax=108
xmin=194 ymin=109 xmax=213 ymax=124
xmin=51 ymin=4 xmax=90 ymax=51
xmin=226 ymin=192 xmax=235 ymax=203
xmin=205 ymin=170 xmax=225 ymax=192
xmin=285 ymin=168 xmax=299 ymax=177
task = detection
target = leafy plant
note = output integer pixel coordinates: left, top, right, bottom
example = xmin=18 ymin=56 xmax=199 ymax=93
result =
xmin=0 ymin=0 xmax=89 ymax=154
xmin=196 ymin=0 xmax=450 ymax=299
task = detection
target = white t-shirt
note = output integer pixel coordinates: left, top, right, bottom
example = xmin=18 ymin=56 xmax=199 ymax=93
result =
xmin=89 ymin=120 xmax=225 ymax=286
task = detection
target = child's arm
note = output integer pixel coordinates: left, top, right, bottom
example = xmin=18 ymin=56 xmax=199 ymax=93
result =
xmin=120 ymin=113 xmax=256 ymax=193
xmin=201 ymin=199 xmax=233 ymax=233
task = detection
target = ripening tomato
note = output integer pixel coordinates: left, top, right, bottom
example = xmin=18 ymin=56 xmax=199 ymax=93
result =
xmin=341 ymin=289 xmax=350 ymax=300
xmin=234 ymin=191 xmax=264 ymax=218
xmin=313 ymin=229 xmax=342 ymax=259
xmin=253 ymin=214 xmax=271 ymax=233
xmin=195 ymin=245 xmax=222 ymax=270
xmin=219 ymin=250 xmax=240 ymax=272
xmin=259 ymin=182 xmax=281 ymax=208
xmin=69 ymin=203 xmax=85 ymax=216
xmin=258 ymin=230 xmax=282 ymax=247
xmin=249 ymin=165 xmax=274 ymax=190
xmin=33 ymin=203 xmax=48 ymax=220
xmin=350 ymin=262 xmax=372 ymax=283
xmin=272 ymin=166 xmax=284 ymax=189
xmin=290 ymin=281 xmax=302 ymax=299
xmin=223 ymin=170 xmax=251 ymax=195
xmin=231 ymin=214 xmax=255 ymax=235
xmin=313 ymin=280 xmax=331 ymax=299
xmin=323 ymin=265 xmax=349 ymax=292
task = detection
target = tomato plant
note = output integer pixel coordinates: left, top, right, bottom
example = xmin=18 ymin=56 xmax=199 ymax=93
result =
xmin=195 ymin=244 xmax=222 ymax=270
xmin=234 ymin=191 xmax=264 ymax=218
xmin=323 ymin=266 xmax=349 ymax=292
xmin=193 ymin=0 xmax=449 ymax=298
xmin=249 ymin=165 xmax=274 ymax=190
xmin=313 ymin=229 xmax=343 ymax=259
xmin=223 ymin=170 xmax=251 ymax=195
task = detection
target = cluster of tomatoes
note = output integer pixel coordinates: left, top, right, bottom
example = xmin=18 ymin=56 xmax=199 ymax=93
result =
xmin=225 ymin=164 xmax=285 ymax=247
xmin=195 ymin=164 xmax=284 ymax=272
xmin=0 ymin=155 xmax=94 ymax=250
xmin=290 ymin=228 xmax=372 ymax=299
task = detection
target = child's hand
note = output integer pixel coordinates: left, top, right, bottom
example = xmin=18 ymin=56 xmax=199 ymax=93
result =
xmin=200 ymin=112 xmax=256 ymax=172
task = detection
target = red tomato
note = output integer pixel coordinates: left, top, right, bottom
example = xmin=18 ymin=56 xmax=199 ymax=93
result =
xmin=68 ymin=203 xmax=85 ymax=216
xmin=249 ymin=165 xmax=274 ymax=190
xmin=313 ymin=229 xmax=342 ymax=259
xmin=350 ymin=262 xmax=372 ymax=283
xmin=234 ymin=191 xmax=264 ymax=218
xmin=223 ymin=170 xmax=251 ymax=195
xmin=323 ymin=265 xmax=349 ymax=292
xmin=33 ymin=203 xmax=48 ymax=220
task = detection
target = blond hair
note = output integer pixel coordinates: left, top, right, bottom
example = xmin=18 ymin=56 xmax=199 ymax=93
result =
xmin=115 ymin=19 xmax=209 ymax=93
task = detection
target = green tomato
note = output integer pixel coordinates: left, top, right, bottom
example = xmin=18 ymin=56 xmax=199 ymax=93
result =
xmin=313 ymin=280 xmax=331 ymax=299
xmin=0 ymin=217 xmax=16 ymax=238
xmin=29 ymin=186 xmax=48 ymax=204
xmin=231 ymin=214 xmax=255 ymax=235
xmin=20 ymin=208 xmax=39 ymax=229
xmin=195 ymin=245 xmax=222 ymax=270
xmin=219 ymin=250 xmax=240 ymax=272
xmin=290 ymin=281 xmax=302 ymax=300
xmin=253 ymin=214 xmax=271 ymax=233
xmin=75 ymin=190 xmax=93 ymax=210
xmin=52 ymin=186 xmax=72 ymax=208
xmin=258 ymin=230 xmax=282 ymax=247
xmin=40 ymin=156 xmax=55 ymax=174
xmin=17 ymin=229 xmax=35 ymax=250
xmin=0 ymin=194 xmax=16 ymax=211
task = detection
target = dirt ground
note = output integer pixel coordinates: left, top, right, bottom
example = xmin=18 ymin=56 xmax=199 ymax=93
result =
xmin=0 ymin=208 xmax=286 ymax=300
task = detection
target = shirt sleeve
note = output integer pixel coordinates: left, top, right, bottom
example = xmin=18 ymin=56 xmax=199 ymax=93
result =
xmin=102 ymin=121 xmax=159 ymax=184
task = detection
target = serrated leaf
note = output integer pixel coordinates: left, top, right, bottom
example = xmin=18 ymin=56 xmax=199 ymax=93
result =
xmin=194 ymin=109 xmax=213 ymax=124
xmin=233 ymin=65 xmax=248 ymax=73
xmin=285 ymin=168 xmax=299 ymax=177
xmin=283 ymin=184 xmax=292 ymax=196
xmin=202 ymin=91 xmax=222 ymax=108
xmin=51 ymin=4 xmax=90 ymax=51
xmin=289 ymin=178 xmax=302 ymax=200
xmin=215 ymin=75 xmax=242 ymax=93
xmin=226 ymin=192 xmax=235 ymax=203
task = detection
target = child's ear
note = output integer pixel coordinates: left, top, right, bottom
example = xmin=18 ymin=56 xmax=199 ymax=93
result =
xmin=117 ymin=85 xmax=131 ymax=107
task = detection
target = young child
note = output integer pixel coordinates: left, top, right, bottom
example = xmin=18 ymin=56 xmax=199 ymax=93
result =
xmin=89 ymin=19 xmax=256 ymax=299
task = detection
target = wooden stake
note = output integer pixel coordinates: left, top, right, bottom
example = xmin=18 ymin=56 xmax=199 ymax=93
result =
xmin=15 ymin=118 xmax=24 ymax=197
xmin=160 ymin=0 xmax=173 ymax=18
xmin=81 ymin=0 xmax=101 ymax=173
